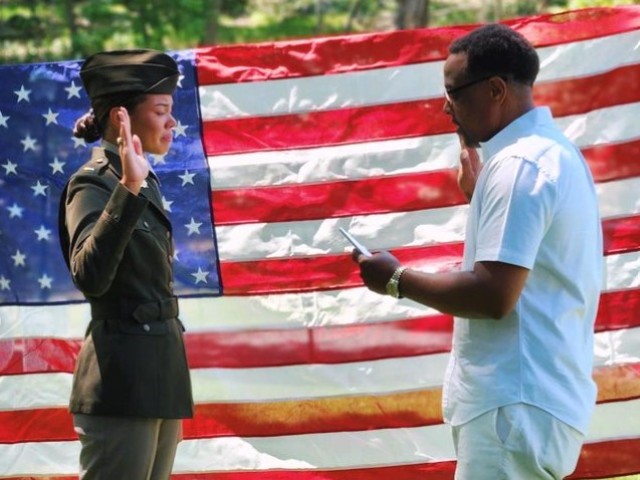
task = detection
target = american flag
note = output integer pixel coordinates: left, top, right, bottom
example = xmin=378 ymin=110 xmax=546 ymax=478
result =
xmin=1 ymin=6 xmax=639 ymax=478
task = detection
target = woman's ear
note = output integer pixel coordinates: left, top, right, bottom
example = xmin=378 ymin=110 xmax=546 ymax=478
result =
xmin=108 ymin=106 xmax=122 ymax=129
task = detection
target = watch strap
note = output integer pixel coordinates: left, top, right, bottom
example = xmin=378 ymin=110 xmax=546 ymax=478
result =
xmin=386 ymin=266 xmax=408 ymax=298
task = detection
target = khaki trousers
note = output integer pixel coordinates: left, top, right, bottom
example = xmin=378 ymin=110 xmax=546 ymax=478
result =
xmin=73 ymin=414 xmax=182 ymax=480
xmin=452 ymin=403 xmax=584 ymax=480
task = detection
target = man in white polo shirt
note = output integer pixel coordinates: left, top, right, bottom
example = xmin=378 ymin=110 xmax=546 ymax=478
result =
xmin=351 ymin=24 xmax=602 ymax=479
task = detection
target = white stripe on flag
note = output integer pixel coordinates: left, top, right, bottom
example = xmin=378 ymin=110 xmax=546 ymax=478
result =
xmin=206 ymin=100 xmax=640 ymax=192
xmin=209 ymin=134 xmax=461 ymax=190
xmin=199 ymin=30 xmax=640 ymax=121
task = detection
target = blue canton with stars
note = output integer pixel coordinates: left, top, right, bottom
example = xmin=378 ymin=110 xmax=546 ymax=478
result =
xmin=0 ymin=51 xmax=220 ymax=305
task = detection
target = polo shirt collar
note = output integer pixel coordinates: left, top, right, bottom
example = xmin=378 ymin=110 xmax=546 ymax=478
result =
xmin=480 ymin=106 xmax=553 ymax=161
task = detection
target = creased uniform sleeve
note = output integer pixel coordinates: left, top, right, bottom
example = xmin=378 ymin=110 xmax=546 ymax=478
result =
xmin=64 ymin=174 xmax=148 ymax=297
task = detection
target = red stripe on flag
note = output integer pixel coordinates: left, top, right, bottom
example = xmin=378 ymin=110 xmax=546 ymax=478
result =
xmin=513 ymin=7 xmax=640 ymax=49
xmin=185 ymin=390 xmax=446 ymax=438
xmin=0 ymin=407 xmax=74 ymax=444
xmin=584 ymin=139 xmax=640 ymax=184
xmin=185 ymin=315 xmax=452 ymax=368
xmin=194 ymin=8 xmax=640 ymax=85
xmin=603 ymin=214 xmax=640 ymax=255
xmin=0 ymin=462 xmax=459 ymax=480
xmin=0 ymin=385 xmax=446 ymax=442
xmin=1 ymin=438 xmax=639 ymax=479
xmin=212 ymin=145 xmax=640 ymax=226
xmin=0 ymin=338 xmax=81 ymax=375
xmin=201 ymin=69 xmax=640 ymax=157
xmin=596 ymin=288 xmax=640 ymax=333
xmin=219 ymin=244 xmax=464 ymax=295
xmin=195 ymin=30 xmax=457 ymax=85
xmin=0 ymin=388 xmax=446 ymax=442
xmin=173 ymin=462 xmax=459 ymax=480
xmin=1 ymin=286 xmax=638 ymax=375
xmin=536 ymin=64 xmax=640 ymax=118
xmin=570 ymin=438 xmax=640 ymax=479
xmin=171 ymin=437 xmax=640 ymax=480
xmin=3 ymin=362 xmax=638 ymax=442
xmin=202 ymin=99 xmax=448 ymax=156
xmin=212 ymin=170 xmax=464 ymax=226
xmin=219 ymin=214 xmax=636 ymax=295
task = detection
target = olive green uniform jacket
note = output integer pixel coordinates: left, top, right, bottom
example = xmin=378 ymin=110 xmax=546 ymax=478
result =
xmin=59 ymin=147 xmax=193 ymax=419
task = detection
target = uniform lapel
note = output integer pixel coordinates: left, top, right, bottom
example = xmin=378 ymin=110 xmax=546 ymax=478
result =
xmin=143 ymin=173 xmax=172 ymax=225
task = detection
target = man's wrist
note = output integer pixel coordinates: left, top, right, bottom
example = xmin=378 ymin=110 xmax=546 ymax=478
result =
xmin=386 ymin=266 xmax=408 ymax=298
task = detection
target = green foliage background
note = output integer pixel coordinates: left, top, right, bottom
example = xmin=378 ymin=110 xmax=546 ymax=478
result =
xmin=0 ymin=0 xmax=635 ymax=64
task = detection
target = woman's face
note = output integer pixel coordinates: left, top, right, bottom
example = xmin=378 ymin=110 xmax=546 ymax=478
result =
xmin=129 ymin=94 xmax=176 ymax=155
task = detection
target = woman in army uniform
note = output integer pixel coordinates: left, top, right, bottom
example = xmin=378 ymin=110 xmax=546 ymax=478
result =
xmin=58 ymin=49 xmax=193 ymax=479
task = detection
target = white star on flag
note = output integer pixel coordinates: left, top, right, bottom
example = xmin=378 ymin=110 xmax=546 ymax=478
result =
xmin=185 ymin=217 xmax=203 ymax=236
xmin=34 ymin=225 xmax=52 ymax=241
xmin=179 ymin=170 xmax=195 ymax=186
xmin=49 ymin=158 xmax=65 ymax=174
xmin=149 ymin=153 xmax=167 ymax=165
xmin=2 ymin=160 xmax=17 ymax=175
xmin=31 ymin=181 xmax=48 ymax=197
xmin=72 ymin=137 xmax=86 ymax=149
xmin=11 ymin=250 xmax=26 ymax=267
xmin=37 ymin=274 xmax=53 ymax=289
xmin=42 ymin=109 xmax=59 ymax=125
xmin=14 ymin=85 xmax=31 ymax=103
xmin=7 ymin=203 xmax=23 ymax=218
xmin=162 ymin=196 xmax=174 ymax=212
xmin=65 ymin=81 xmax=82 ymax=99
xmin=191 ymin=267 xmax=209 ymax=284
xmin=21 ymin=135 xmax=37 ymax=152
xmin=174 ymin=120 xmax=188 ymax=137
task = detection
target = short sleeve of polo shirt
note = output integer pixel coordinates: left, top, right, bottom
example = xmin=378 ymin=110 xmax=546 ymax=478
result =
xmin=474 ymin=155 xmax=557 ymax=269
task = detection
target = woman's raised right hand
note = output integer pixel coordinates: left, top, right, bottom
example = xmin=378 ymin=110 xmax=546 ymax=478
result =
xmin=117 ymin=107 xmax=148 ymax=195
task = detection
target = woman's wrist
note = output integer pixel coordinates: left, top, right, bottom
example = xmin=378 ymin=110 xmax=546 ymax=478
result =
xmin=120 ymin=178 xmax=143 ymax=195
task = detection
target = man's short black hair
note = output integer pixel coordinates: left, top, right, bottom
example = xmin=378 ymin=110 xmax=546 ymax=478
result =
xmin=449 ymin=23 xmax=540 ymax=86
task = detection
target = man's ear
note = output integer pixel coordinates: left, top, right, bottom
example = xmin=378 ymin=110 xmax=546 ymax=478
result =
xmin=489 ymin=76 xmax=508 ymax=103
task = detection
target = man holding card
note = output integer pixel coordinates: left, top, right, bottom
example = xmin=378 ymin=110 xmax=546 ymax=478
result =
xmin=350 ymin=24 xmax=602 ymax=480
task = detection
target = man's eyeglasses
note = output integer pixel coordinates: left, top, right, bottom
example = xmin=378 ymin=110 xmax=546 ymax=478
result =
xmin=444 ymin=75 xmax=497 ymax=103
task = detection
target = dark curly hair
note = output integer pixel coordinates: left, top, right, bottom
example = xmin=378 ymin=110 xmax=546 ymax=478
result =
xmin=449 ymin=23 xmax=539 ymax=86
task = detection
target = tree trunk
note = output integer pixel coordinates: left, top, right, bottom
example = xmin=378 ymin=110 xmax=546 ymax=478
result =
xmin=395 ymin=0 xmax=429 ymax=29
xmin=61 ymin=0 xmax=81 ymax=57
xmin=416 ymin=0 xmax=429 ymax=27
xmin=315 ymin=0 xmax=325 ymax=34
xmin=203 ymin=0 xmax=221 ymax=45
xmin=395 ymin=0 xmax=406 ymax=29
xmin=494 ymin=0 xmax=503 ymax=20
xmin=345 ymin=0 xmax=366 ymax=32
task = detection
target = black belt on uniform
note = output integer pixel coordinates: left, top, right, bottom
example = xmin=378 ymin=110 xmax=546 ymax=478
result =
xmin=90 ymin=296 xmax=179 ymax=323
